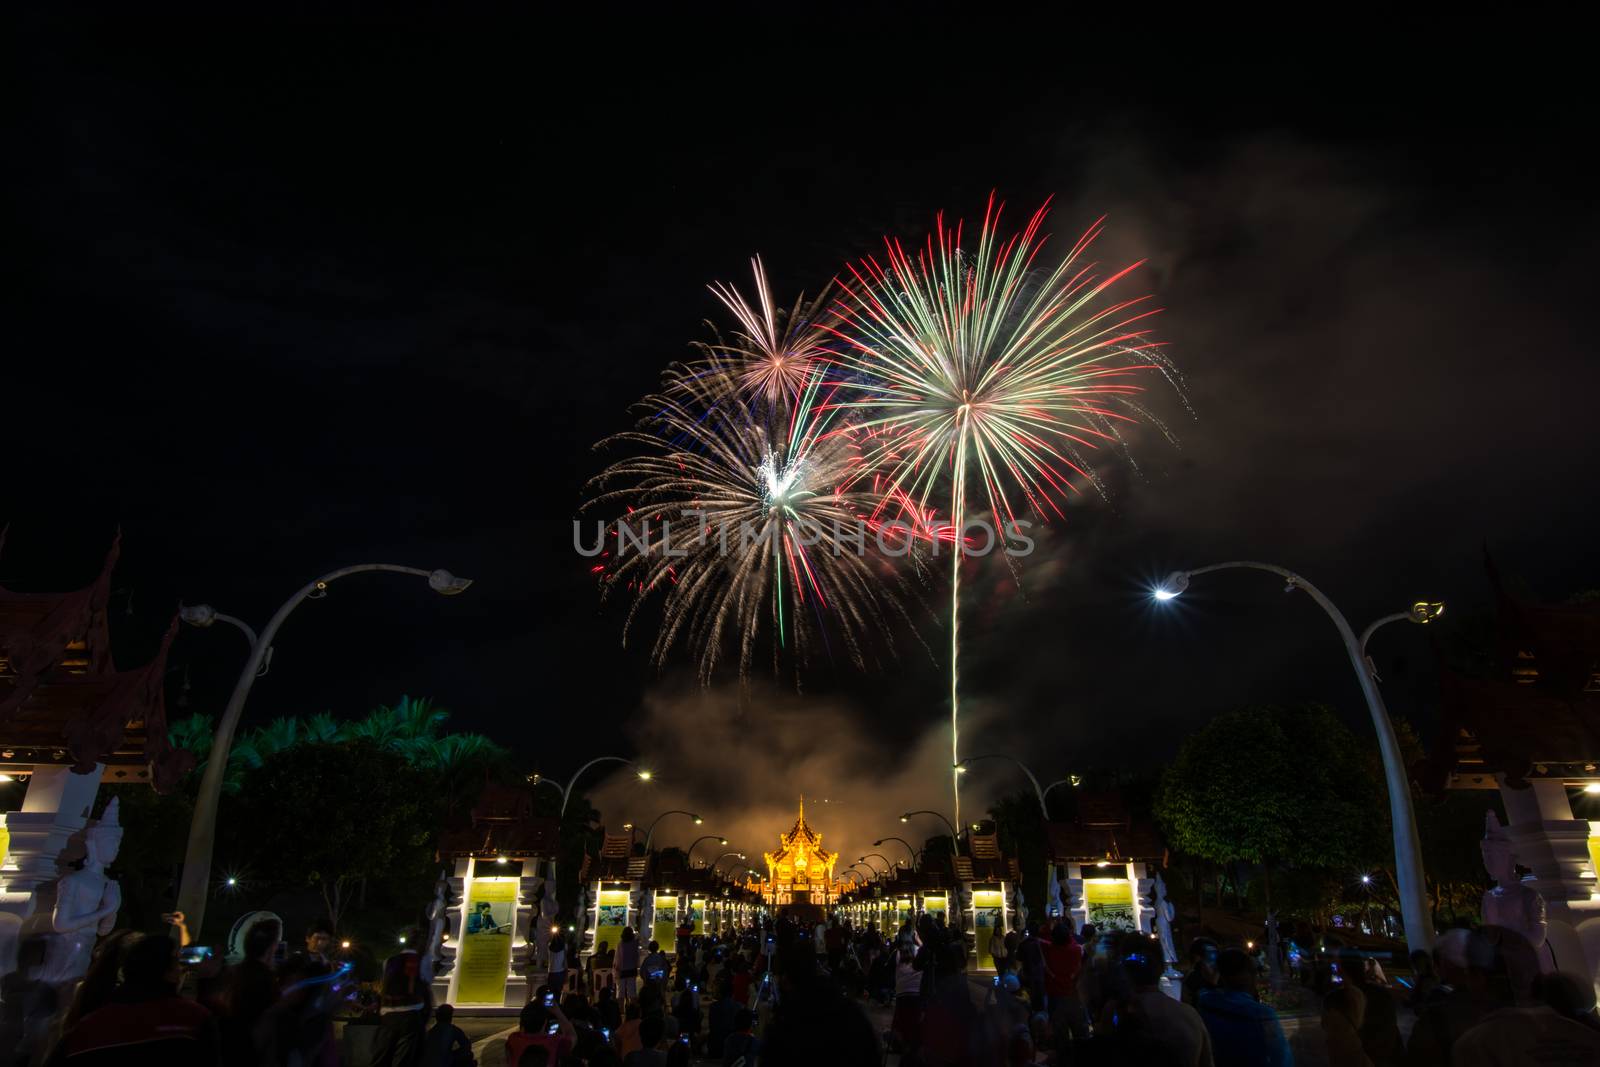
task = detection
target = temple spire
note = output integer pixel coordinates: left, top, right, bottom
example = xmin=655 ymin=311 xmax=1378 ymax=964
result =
xmin=798 ymin=794 xmax=804 ymax=825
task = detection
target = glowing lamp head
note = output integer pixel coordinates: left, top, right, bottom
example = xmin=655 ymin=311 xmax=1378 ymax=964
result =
xmin=1585 ymin=783 xmax=1600 ymax=795
xmin=496 ymin=856 xmax=509 ymax=865
xmin=954 ymin=765 xmax=968 ymax=775
xmin=226 ymin=876 xmax=238 ymax=887
xmin=1409 ymin=600 xmax=1446 ymax=624
xmin=398 ymin=935 xmax=407 ymax=944
xmin=637 ymin=770 xmax=653 ymax=782
xmin=899 ymin=815 xmax=909 ymax=823
xmin=1361 ymin=874 xmax=1372 ymax=885
xmin=1152 ymin=571 xmax=1190 ymax=601
xmin=693 ymin=816 xmax=704 ymax=825
xmin=719 ymin=838 xmax=728 ymax=845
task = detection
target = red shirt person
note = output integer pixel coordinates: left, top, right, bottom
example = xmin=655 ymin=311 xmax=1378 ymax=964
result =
xmin=1040 ymin=925 xmax=1083 ymax=1007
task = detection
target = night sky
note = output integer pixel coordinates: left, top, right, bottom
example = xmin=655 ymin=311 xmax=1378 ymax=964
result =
xmin=7 ymin=17 xmax=1598 ymax=856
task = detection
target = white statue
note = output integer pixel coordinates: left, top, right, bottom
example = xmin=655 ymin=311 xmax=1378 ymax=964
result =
xmin=1481 ymin=811 xmax=1547 ymax=953
xmin=1153 ymin=873 xmax=1180 ymax=973
xmin=421 ymin=871 xmax=450 ymax=982
xmin=39 ymin=799 xmax=123 ymax=986
xmin=1047 ymin=870 xmax=1063 ymax=917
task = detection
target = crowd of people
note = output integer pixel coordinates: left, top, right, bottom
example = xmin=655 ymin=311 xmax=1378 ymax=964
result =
xmin=8 ymin=908 xmax=1600 ymax=1065
xmin=2 ymin=915 xmax=358 ymax=1065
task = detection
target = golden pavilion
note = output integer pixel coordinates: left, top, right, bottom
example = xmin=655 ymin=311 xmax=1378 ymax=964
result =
xmin=760 ymin=797 xmax=840 ymax=907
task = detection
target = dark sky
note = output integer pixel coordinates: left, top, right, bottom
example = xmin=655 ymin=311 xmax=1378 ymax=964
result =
xmin=6 ymin=16 xmax=1598 ymax=847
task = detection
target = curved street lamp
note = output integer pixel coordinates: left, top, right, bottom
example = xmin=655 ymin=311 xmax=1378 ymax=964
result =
xmin=711 ymin=851 xmax=747 ymax=875
xmin=841 ymin=869 xmax=866 ymax=885
xmin=642 ymin=810 xmax=703 ymax=851
xmin=875 ymin=837 xmax=921 ymax=865
xmin=900 ymin=809 xmax=960 ymax=843
xmin=529 ymin=758 xmax=653 ymax=884
xmin=687 ymin=835 xmax=729 ymax=865
xmin=858 ymin=853 xmax=893 ymax=874
xmin=176 ymin=563 xmax=472 ymax=934
xmin=956 ymin=753 xmax=1075 ymax=820
xmin=1152 ymin=561 xmax=1442 ymax=952
xmin=848 ymin=862 xmax=877 ymax=882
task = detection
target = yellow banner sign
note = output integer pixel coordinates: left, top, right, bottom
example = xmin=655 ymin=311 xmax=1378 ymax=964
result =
xmin=595 ymin=889 xmax=630 ymax=956
xmin=973 ymin=890 xmax=1004 ymax=971
xmin=455 ymin=876 xmax=518 ymax=1005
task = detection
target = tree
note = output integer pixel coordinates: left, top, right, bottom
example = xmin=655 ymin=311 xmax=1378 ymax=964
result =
xmin=988 ymin=790 xmax=1048 ymax=912
xmin=1154 ymin=705 xmax=1379 ymax=909
xmin=218 ymin=740 xmax=441 ymax=934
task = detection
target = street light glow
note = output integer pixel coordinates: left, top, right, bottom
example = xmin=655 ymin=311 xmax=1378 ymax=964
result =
xmin=1152 ymin=570 xmax=1190 ymax=601
xmin=1585 ymin=783 xmax=1600 ymax=795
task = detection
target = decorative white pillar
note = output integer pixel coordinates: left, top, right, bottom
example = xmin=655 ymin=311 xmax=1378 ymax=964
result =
xmin=0 ymin=767 xmax=104 ymax=900
xmin=1497 ymin=777 xmax=1600 ymax=994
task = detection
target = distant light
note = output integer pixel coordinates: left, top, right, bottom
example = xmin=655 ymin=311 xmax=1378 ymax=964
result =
xmin=496 ymin=856 xmax=509 ymax=865
xmin=226 ymin=877 xmax=237 ymax=886
xmin=568 ymin=924 xmax=576 ymax=931
xmin=955 ymin=766 xmax=968 ymax=775
xmin=398 ymin=935 xmax=407 ymax=944
xmin=623 ymin=823 xmax=634 ymax=830
xmin=1095 ymin=861 xmax=1110 ymax=868
xmin=1246 ymin=940 xmax=1255 ymax=950
xmin=1585 ymin=784 xmax=1600 ymax=795
xmin=0 ymin=774 xmax=14 ymax=783
xmin=719 ymin=838 xmax=728 ymax=845
xmin=1361 ymin=874 xmax=1372 ymax=885
xmin=900 ymin=816 xmax=909 ymax=823
xmin=341 ymin=940 xmax=352 ymax=949
xmin=694 ymin=817 xmax=704 ymax=825
xmin=637 ymin=770 xmax=654 ymax=781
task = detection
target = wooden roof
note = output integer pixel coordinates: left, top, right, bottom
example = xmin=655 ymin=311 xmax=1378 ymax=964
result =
xmin=1425 ymin=565 xmax=1600 ymax=791
xmin=0 ymin=534 xmax=190 ymax=790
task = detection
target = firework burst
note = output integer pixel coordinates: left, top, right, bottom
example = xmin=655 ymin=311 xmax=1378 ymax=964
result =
xmin=585 ymin=363 xmax=911 ymax=686
xmin=824 ymin=193 xmax=1178 ymax=825
xmin=698 ymin=256 xmax=832 ymax=418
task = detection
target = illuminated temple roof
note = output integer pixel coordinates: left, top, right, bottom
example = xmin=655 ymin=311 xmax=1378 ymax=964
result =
xmin=761 ymin=797 xmax=839 ymax=902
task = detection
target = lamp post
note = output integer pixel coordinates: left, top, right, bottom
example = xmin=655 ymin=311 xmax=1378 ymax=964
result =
xmin=529 ymin=759 xmax=653 ymax=884
xmin=859 ymin=854 xmax=893 ymax=875
xmin=1152 ymin=562 xmax=1442 ymax=952
xmin=956 ymin=754 xmax=1075 ymax=820
xmin=641 ymin=810 xmax=703 ymax=852
xmin=849 ymin=862 xmax=877 ymax=883
xmin=900 ymin=809 xmax=960 ymax=849
xmin=875 ymin=837 xmax=921 ymax=866
xmin=711 ymin=852 xmax=747 ymax=876
xmin=687 ymin=836 xmax=729 ymax=865
xmin=841 ymin=869 xmax=866 ymax=886
xmin=176 ymin=563 xmax=472 ymax=935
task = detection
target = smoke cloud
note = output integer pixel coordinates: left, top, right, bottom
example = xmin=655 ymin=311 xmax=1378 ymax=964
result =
xmin=584 ymin=683 xmax=1012 ymax=876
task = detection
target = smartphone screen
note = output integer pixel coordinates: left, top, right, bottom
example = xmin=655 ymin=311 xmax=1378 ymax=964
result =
xmin=178 ymin=945 xmax=213 ymax=966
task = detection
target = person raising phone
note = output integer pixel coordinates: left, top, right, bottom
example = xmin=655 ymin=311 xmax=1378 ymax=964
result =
xmin=505 ymin=997 xmax=576 ymax=1067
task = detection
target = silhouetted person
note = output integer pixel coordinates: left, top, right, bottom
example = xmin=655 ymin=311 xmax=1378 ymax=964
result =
xmin=51 ymin=933 xmax=219 ymax=1065
xmin=1197 ymin=947 xmax=1291 ymax=1067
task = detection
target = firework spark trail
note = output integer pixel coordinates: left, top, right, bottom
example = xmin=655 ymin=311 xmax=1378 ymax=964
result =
xmin=823 ymin=193 xmax=1178 ymax=828
xmin=585 ymin=357 xmax=912 ymax=688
